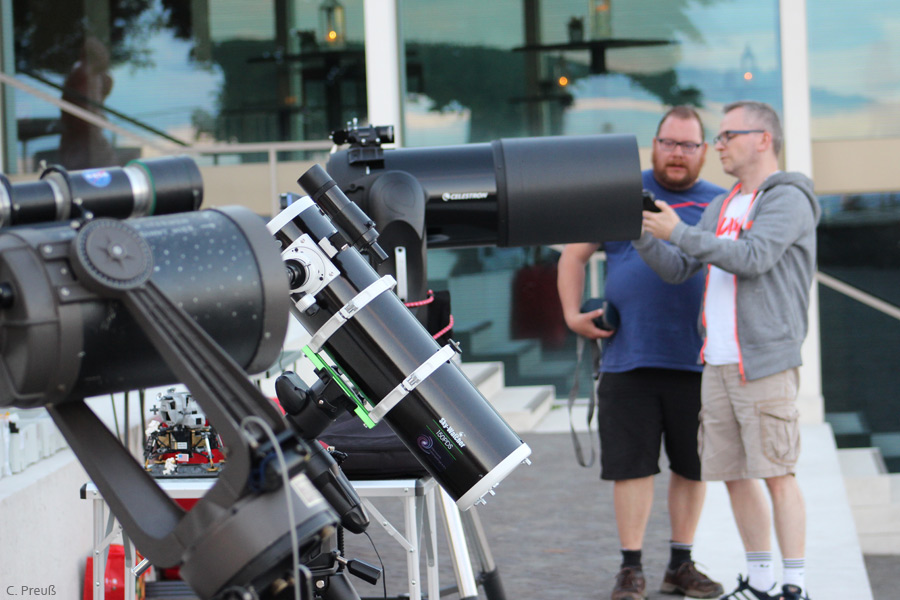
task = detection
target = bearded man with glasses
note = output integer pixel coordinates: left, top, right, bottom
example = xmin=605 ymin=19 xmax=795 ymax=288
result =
xmin=637 ymin=101 xmax=820 ymax=600
xmin=558 ymin=106 xmax=726 ymax=600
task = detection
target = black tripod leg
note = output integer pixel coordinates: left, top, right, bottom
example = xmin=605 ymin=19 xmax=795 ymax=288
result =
xmin=480 ymin=568 xmax=506 ymax=600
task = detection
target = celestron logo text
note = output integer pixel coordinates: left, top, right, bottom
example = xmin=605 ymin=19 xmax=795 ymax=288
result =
xmin=441 ymin=192 xmax=489 ymax=201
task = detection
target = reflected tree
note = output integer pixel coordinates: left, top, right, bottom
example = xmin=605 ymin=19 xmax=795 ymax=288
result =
xmin=628 ymin=70 xmax=703 ymax=107
xmin=408 ymin=43 xmax=528 ymax=142
xmin=408 ymin=0 xmax=724 ymax=140
xmin=12 ymin=0 xmax=170 ymax=73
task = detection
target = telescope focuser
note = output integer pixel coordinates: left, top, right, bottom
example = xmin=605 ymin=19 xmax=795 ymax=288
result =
xmin=298 ymin=165 xmax=388 ymax=264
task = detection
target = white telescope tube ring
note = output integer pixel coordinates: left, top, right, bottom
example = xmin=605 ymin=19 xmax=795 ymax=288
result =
xmin=368 ymin=343 xmax=458 ymax=423
xmin=307 ymin=275 xmax=396 ymax=353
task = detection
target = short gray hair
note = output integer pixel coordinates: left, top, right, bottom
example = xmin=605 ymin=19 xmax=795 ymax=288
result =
xmin=723 ymin=101 xmax=783 ymax=156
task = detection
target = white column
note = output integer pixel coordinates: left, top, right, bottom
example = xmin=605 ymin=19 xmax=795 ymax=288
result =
xmin=0 ymin=0 xmax=14 ymax=172
xmin=780 ymin=0 xmax=823 ymax=423
xmin=363 ymin=0 xmax=405 ymax=147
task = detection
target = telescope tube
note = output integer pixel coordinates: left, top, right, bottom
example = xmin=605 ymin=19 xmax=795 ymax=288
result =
xmin=326 ymin=134 xmax=642 ymax=248
xmin=0 ymin=207 xmax=289 ymax=408
xmin=0 ymin=155 xmax=203 ymax=228
xmin=270 ymin=170 xmax=532 ymax=510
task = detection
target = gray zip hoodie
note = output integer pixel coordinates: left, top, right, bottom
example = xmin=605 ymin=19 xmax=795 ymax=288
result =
xmin=633 ymin=171 xmax=821 ymax=381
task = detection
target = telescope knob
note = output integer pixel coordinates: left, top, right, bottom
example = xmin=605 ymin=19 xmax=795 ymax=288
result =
xmin=274 ymin=371 xmax=311 ymax=415
xmin=69 ymin=219 xmax=154 ymax=295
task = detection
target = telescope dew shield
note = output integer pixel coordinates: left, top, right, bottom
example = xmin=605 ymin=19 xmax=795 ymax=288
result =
xmin=271 ymin=182 xmax=532 ymax=510
xmin=0 ymin=207 xmax=290 ymax=408
xmin=325 ymin=134 xmax=642 ymax=248
xmin=0 ymin=155 xmax=202 ymax=228
xmin=494 ymin=134 xmax=641 ymax=246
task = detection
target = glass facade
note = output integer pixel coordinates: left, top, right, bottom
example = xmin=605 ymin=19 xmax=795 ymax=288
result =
xmin=818 ymin=191 xmax=900 ymax=466
xmin=808 ymin=0 xmax=900 ymax=140
xmin=6 ymin=0 xmax=900 ymax=167
xmin=400 ymin=0 xmax=786 ymax=397
xmin=401 ymin=0 xmax=783 ymax=146
xmin=7 ymin=0 xmax=368 ymax=173
xmin=807 ymin=0 xmax=900 ymax=461
xmin=3 ymin=1 xmax=900 ymax=464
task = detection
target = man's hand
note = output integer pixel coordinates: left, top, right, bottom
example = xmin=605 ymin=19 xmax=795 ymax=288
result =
xmin=642 ymin=200 xmax=682 ymax=241
xmin=564 ymin=309 xmax=615 ymax=340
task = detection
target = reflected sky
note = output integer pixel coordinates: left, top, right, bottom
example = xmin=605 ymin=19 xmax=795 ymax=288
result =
xmin=10 ymin=0 xmax=900 ymax=149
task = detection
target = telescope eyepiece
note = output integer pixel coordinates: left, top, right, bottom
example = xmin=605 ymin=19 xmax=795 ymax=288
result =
xmin=285 ymin=259 xmax=309 ymax=290
xmin=298 ymin=165 xmax=388 ymax=264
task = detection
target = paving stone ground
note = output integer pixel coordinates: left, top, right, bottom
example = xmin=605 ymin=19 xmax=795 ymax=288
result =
xmin=341 ymin=431 xmax=899 ymax=599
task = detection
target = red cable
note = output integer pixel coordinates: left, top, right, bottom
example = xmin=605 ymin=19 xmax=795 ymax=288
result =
xmin=403 ymin=289 xmax=452 ymax=339
xmin=404 ymin=289 xmax=435 ymax=308
xmin=432 ymin=314 xmax=454 ymax=340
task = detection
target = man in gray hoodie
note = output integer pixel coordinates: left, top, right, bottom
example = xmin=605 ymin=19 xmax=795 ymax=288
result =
xmin=635 ymin=101 xmax=820 ymax=600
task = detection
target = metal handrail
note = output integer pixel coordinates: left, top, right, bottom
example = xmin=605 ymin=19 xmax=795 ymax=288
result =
xmin=1 ymin=70 xmax=334 ymax=206
xmin=567 ymin=247 xmax=900 ymax=324
xmin=0 ymin=70 xmax=178 ymax=154
xmin=18 ymin=69 xmax=191 ymax=147
xmin=816 ymin=271 xmax=900 ymax=322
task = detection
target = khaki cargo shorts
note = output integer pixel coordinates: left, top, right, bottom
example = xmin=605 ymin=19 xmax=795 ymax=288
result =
xmin=699 ymin=364 xmax=800 ymax=481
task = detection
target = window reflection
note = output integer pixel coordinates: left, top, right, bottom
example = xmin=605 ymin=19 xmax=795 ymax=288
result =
xmin=7 ymin=0 xmax=900 ymax=166
xmin=400 ymin=0 xmax=783 ymax=145
xmin=809 ymin=0 xmax=900 ymax=140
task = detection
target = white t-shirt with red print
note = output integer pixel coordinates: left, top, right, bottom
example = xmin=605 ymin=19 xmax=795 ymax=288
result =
xmin=703 ymin=191 xmax=755 ymax=365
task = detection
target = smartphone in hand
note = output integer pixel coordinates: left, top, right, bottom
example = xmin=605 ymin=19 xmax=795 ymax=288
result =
xmin=642 ymin=190 xmax=661 ymax=212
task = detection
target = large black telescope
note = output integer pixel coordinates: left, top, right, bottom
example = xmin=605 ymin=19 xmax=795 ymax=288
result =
xmin=326 ymin=132 xmax=642 ymax=249
xmin=323 ymin=128 xmax=642 ymax=320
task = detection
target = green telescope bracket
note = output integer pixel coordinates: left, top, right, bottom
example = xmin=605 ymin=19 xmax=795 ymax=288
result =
xmin=302 ymin=345 xmax=376 ymax=429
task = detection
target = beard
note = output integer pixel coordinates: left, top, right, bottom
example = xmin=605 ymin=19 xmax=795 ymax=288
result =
xmin=653 ymin=158 xmax=699 ymax=191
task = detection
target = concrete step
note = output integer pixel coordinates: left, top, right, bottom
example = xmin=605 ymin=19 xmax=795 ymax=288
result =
xmin=463 ymin=339 xmax=543 ymax=383
xmin=871 ymin=432 xmax=900 ymax=472
xmin=838 ymin=446 xmax=900 ymax=553
xmin=452 ymin=318 xmax=492 ymax=355
xmin=848 ymin=500 xmax=900 ymax=553
xmin=506 ymin=357 xmax=578 ymax=397
xmin=459 ymin=360 xmax=504 ymax=400
xmin=826 ymin=411 xmax=872 ymax=448
xmin=460 ymin=359 xmax=556 ymax=434
xmin=532 ymin=401 xmax=594 ymax=434
xmin=483 ymin=384 xmax=555 ymax=433
xmin=838 ymin=447 xmax=887 ymax=478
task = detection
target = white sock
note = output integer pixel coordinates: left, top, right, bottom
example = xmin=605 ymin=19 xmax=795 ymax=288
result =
xmin=746 ymin=551 xmax=775 ymax=591
xmin=782 ymin=557 xmax=806 ymax=590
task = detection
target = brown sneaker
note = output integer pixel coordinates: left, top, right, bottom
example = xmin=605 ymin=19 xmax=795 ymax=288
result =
xmin=660 ymin=561 xmax=724 ymax=598
xmin=611 ymin=566 xmax=647 ymax=600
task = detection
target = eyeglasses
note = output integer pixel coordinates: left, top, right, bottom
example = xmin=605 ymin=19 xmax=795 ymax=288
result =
xmin=655 ymin=138 xmax=703 ymax=154
xmin=712 ymin=129 xmax=765 ymax=145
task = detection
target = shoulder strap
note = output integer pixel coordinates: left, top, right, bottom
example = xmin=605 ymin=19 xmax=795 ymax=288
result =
xmin=568 ymin=335 xmax=602 ymax=467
